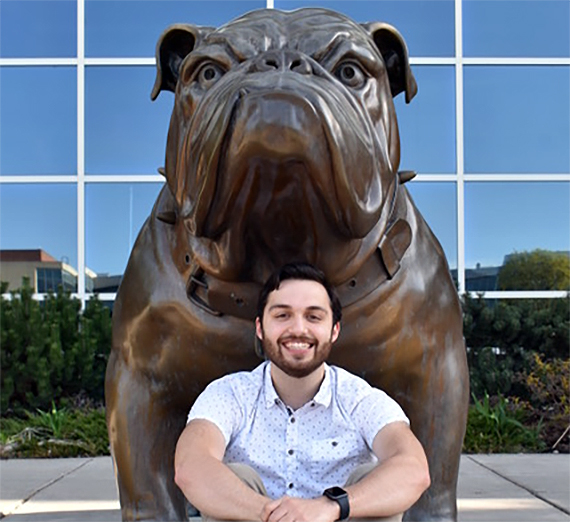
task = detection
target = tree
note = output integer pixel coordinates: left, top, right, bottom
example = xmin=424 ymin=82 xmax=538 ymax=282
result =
xmin=497 ymin=249 xmax=570 ymax=291
xmin=0 ymin=280 xmax=112 ymax=415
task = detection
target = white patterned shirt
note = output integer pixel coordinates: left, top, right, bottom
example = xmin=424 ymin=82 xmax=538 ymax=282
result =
xmin=187 ymin=361 xmax=409 ymax=500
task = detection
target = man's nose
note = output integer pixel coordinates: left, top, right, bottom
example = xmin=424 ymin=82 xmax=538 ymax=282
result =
xmin=288 ymin=314 xmax=308 ymax=335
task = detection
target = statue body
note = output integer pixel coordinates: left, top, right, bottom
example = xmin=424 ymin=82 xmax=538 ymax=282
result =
xmin=105 ymin=8 xmax=469 ymax=521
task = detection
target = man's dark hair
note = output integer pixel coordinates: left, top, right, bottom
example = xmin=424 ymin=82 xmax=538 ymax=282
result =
xmin=256 ymin=262 xmax=342 ymax=325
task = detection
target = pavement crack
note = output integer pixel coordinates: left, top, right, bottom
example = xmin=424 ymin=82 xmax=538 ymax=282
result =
xmin=467 ymin=455 xmax=570 ymax=516
xmin=3 ymin=458 xmax=94 ymax=517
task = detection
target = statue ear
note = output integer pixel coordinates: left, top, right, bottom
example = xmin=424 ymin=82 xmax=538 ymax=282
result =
xmin=151 ymin=24 xmax=213 ymax=100
xmin=362 ymin=22 xmax=417 ymax=103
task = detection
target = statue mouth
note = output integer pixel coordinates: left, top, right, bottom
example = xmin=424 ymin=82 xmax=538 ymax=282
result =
xmin=180 ymin=72 xmax=392 ymax=244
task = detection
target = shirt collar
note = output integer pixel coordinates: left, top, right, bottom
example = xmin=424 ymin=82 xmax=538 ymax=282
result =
xmin=263 ymin=361 xmax=332 ymax=409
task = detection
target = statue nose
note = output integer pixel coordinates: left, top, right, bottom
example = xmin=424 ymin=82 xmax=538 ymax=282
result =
xmin=254 ymin=50 xmax=312 ymax=75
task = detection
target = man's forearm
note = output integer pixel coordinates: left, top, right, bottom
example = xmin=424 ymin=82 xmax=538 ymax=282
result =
xmin=345 ymin=453 xmax=430 ymax=518
xmin=175 ymin=454 xmax=268 ymax=521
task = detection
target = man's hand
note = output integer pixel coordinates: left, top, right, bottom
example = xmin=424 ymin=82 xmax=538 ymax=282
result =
xmin=261 ymin=495 xmax=340 ymax=522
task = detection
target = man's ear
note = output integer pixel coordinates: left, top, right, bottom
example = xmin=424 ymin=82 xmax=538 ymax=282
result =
xmin=362 ymin=22 xmax=417 ymax=103
xmin=331 ymin=322 xmax=341 ymax=344
xmin=255 ymin=317 xmax=263 ymax=340
xmin=151 ymin=23 xmax=213 ymax=100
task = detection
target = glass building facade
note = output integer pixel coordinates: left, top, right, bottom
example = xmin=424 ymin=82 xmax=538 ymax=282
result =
xmin=1 ymin=0 xmax=569 ymax=305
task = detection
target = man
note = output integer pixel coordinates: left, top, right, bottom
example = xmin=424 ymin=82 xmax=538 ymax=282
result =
xmin=175 ymin=262 xmax=430 ymax=522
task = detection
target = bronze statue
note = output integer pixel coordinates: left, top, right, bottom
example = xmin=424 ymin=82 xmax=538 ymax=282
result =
xmin=105 ymin=8 xmax=469 ymax=521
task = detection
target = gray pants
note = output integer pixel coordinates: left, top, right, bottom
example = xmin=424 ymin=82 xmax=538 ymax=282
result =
xmin=201 ymin=463 xmax=403 ymax=522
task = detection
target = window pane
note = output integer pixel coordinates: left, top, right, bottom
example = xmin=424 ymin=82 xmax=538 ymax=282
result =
xmin=464 ymin=66 xmax=570 ymax=174
xmin=464 ymin=0 xmax=570 ymax=58
xmin=86 ymin=183 xmax=163 ymax=292
xmin=406 ymin=181 xmax=457 ymax=271
xmin=0 ymin=184 xmax=77 ymax=292
xmin=85 ymin=66 xmax=172 ymax=174
xmin=465 ymin=182 xmax=570 ymax=291
xmin=86 ymin=0 xmax=266 ymax=57
xmin=0 ymin=0 xmax=76 ymax=58
xmin=395 ymin=66 xmax=456 ymax=174
xmin=275 ymin=0 xmax=455 ymax=57
xmin=0 ymin=67 xmax=77 ymax=176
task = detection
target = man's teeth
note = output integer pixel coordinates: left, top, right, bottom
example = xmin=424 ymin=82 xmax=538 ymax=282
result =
xmin=284 ymin=342 xmax=311 ymax=350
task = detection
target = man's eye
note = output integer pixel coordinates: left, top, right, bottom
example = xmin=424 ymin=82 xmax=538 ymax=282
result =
xmin=195 ymin=62 xmax=226 ymax=88
xmin=333 ymin=61 xmax=366 ymax=89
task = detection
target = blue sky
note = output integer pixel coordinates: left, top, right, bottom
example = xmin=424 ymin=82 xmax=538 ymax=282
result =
xmin=0 ymin=0 xmax=569 ymax=279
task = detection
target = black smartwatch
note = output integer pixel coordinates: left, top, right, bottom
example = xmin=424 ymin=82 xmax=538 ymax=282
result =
xmin=324 ymin=486 xmax=350 ymax=520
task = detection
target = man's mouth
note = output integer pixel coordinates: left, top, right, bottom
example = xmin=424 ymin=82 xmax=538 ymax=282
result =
xmin=280 ymin=338 xmax=316 ymax=353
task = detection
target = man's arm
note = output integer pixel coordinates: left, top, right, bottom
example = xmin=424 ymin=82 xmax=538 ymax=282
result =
xmin=343 ymin=421 xmax=431 ymax=518
xmin=174 ymin=419 xmax=269 ymax=521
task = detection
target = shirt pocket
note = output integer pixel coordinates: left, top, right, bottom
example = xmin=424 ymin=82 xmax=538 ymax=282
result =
xmin=309 ymin=431 xmax=364 ymax=480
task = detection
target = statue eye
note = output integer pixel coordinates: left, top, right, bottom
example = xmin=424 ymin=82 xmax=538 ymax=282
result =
xmin=334 ymin=61 xmax=366 ymax=89
xmin=196 ymin=62 xmax=226 ymax=88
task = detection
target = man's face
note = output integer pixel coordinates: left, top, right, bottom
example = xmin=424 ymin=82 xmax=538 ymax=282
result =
xmin=256 ymin=279 xmax=340 ymax=378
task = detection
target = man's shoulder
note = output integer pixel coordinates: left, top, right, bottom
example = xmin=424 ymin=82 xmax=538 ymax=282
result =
xmin=328 ymin=365 xmax=389 ymax=406
xmin=204 ymin=361 xmax=267 ymax=395
xmin=329 ymin=364 xmax=372 ymax=391
xmin=328 ymin=364 xmax=409 ymax=433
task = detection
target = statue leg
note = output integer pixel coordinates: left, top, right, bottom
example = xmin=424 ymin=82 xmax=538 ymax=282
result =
xmin=106 ymin=352 xmax=188 ymax=521
xmin=403 ymin=345 xmax=469 ymax=522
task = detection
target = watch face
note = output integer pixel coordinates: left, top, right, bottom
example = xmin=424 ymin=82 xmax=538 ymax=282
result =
xmin=325 ymin=486 xmax=347 ymax=498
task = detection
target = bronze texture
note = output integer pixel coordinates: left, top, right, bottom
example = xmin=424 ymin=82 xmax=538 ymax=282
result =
xmin=105 ymin=8 xmax=469 ymax=521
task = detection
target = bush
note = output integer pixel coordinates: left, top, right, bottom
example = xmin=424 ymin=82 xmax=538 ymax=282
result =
xmin=0 ymin=280 xmax=112 ymax=416
xmin=462 ymin=294 xmax=569 ymax=399
xmin=463 ymin=393 xmax=545 ymax=453
xmin=517 ymin=354 xmax=569 ymax=452
xmin=462 ymin=294 xmax=569 ymax=452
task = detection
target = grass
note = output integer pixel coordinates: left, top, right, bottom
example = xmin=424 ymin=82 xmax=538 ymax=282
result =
xmin=0 ymin=403 xmax=109 ymax=458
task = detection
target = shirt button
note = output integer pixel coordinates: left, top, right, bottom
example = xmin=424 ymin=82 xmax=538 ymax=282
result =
xmin=290 ymin=417 xmax=296 ymax=423
xmin=288 ymin=483 xmax=294 ymax=489
xmin=288 ymin=449 xmax=294 ymax=455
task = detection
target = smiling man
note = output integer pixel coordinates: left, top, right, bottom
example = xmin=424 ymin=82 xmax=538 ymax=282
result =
xmin=174 ymin=262 xmax=430 ymax=522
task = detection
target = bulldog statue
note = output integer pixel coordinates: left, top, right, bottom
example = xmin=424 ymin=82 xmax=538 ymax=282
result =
xmin=105 ymin=7 xmax=469 ymax=521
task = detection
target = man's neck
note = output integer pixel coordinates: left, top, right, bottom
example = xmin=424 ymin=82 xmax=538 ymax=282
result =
xmin=270 ymin=363 xmax=326 ymax=411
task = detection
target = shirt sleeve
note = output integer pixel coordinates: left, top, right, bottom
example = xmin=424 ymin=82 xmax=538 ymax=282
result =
xmin=187 ymin=376 xmax=244 ymax=447
xmin=351 ymin=386 xmax=410 ymax=450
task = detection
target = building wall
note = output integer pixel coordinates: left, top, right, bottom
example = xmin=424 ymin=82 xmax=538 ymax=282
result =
xmin=0 ymin=0 xmax=569 ymax=305
xmin=0 ymin=261 xmax=39 ymax=292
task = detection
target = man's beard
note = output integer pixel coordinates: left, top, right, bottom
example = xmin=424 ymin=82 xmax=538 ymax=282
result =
xmin=261 ymin=333 xmax=334 ymax=378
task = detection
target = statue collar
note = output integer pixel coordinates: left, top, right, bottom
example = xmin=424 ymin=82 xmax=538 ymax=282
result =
xmin=185 ymin=172 xmax=414 ymax=320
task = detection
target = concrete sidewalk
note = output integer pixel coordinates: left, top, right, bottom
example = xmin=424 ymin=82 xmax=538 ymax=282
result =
xmin=0 ymin=454 xmax=568 ymax=521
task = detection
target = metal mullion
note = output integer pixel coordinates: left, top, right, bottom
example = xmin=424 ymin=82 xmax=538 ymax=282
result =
xmin=455 ymin=0 xmax=466 ymax=293
xmin=85 ymin=58 xmax=155 ymax=66
xmin=77 ymin=0 xmax=86 ymax=307
xmin=463 ymin=57 xmax=570 ymax=66
xmin=0 ymin=175 xmax=78 ymax=183
xmin=85 ymin=175 xmax=164 ymax=183
xmin=464 ymin=174 xmax=570 ymax=182
xmin=0 ymin=58 xmax=77 ymax=66
xmin=469 ymin=291 xmax=569 ymax=300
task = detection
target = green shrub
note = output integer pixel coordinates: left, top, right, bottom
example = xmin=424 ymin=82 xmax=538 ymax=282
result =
xmin=463 ymin=393 xmax=545 ymax=453
xmin=517 ymin=354 xmax=569 ymax=452
xmin=0 ymin=280 xmax=112 ymax=415
xmin=462 ymin=294 xmax=569 ymax=399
